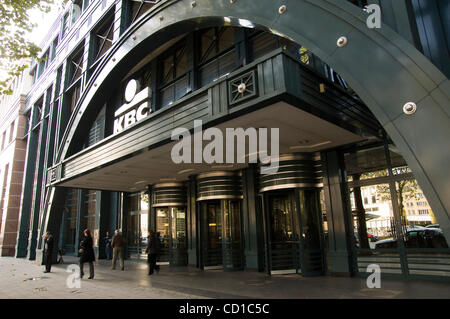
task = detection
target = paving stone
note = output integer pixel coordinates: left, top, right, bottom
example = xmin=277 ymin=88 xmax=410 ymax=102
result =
xmin=1 ymin=257 xmax=449 ymax=299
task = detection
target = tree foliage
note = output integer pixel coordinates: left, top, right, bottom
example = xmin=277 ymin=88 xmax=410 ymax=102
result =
xmin=0 ymin=0 xmax=60 ymax=95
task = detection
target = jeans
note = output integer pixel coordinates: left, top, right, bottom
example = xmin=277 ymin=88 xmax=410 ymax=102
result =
xmin=105 ymin=246 xmax=112 ymax=259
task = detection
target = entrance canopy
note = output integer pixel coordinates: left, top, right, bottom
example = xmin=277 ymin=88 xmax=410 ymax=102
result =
xmin=58 ymin=102 xmax=363 ymax=191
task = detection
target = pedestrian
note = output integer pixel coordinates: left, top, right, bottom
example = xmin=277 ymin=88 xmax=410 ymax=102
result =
xmin=155 ymin=231 xmax=162 ymax=272
xmin=104 ymin=231 xmax=112 ymax=260
xmin=42 ymin=231 xmax=54 ymax=273
xmin=111 ymin=229 xmax=125 ymax=270
xmin=146 ymin=230 xmax=160 ymax=275
xmin=79 ymin=229 xmax=95 ymax=279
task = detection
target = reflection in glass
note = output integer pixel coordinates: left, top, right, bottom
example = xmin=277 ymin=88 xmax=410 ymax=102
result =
xmin=299 ymin=190 xmax=321 ymax=250
xmin=396 ymin=180 xmax=448 ymax=248
xmin=349 ymin=184 xmax=395 ymax=250
xmin=156 ymin=207 xmax=170 ymax=261
xmin=62 ymin=189 xmax=78 ymax=254
xmin=125 ymin=191 xmax=149 ymax=258
xmin=207 ymin=202 xmax=222 ymax=249
xmin=270 ymin=195 xmax=293 ymax=242
xmin=345 ymin=146 xmax=388 ymax=181
xmin=170 ymin=207 xmax=186 ymax=249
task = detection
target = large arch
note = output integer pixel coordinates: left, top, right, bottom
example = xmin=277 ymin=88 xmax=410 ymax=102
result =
xmin=55 ymin=0 xmax=450 ymax=241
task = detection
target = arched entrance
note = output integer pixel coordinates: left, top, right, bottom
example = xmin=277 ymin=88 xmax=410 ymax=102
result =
xmin=51 ymin=0 xmax=450 ymax=252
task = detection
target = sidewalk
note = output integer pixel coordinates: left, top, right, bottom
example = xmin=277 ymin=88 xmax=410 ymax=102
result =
xmin=1 ymin=256 xmax=449 ymax=299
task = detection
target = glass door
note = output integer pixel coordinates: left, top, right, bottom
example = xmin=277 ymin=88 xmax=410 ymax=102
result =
xmin=125 ymin=191 xmax=149 ymax=260
xmin=156 ymin=207 xmax=170 ymax=263
xmin=265 ymin=191 xmax=301 ymax=273
xmin=200 ymin=200 xmax=223 ymax=268
xmin=298 ymin=189 xmax=325 ymax=276
xmin=126 ymin=211 xmax=140 ymax=258
xmin=169 ymin=206 xmax=187 ymax=266
xmin=222 ymin=200 xmax=243 ymax=271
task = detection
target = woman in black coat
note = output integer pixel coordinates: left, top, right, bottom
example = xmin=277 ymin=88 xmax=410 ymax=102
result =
xmin=79 ymin=229 xmax=95 ymax=279
xmin=146 ymin=230 xmax=161 ymax=275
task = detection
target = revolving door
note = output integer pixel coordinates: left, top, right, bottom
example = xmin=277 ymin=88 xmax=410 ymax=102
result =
xmin=152 ymin=183 xmax=187 ymax=266
xmin=197 ymin=172 xmax=244 ymax=271
xmin=260 ymin=153 xmax=325 ymax=276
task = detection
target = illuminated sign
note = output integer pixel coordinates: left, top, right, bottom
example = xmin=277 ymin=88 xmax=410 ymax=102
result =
xmin=114 ymin=79 xmax=151 ymax=134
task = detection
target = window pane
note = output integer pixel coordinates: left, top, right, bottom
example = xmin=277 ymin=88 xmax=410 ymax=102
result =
xmin=160 ymin=84 xmax=174 ymax=108
xmin=200 ymin=28 xmax=215 ymax=62
xmin=199 ymin=60 xmax=218 ymax=87
xmin=350 ymin=184 xmax=396 ymax=250
xmin=162 ymin=55 xmax=174 ymax=85
xmin=174 ymin=75 xmax=188 ymax=100
xmin=389 ymin=145 xmax=412 ymax=175
xmin=218 ymin=49 xmax=236 ymax=77
xmin=218 ymin=27 xmax=235 ymax=52
xmin=396 ymin=179 xmax=447 ymax=248
xmin=345 ymin=146 xmax=388 ymax=181
xmin=175 ymin=47 xmax=187 ymax=77
xmin=250 ymin=32 xmax=278 ymax=61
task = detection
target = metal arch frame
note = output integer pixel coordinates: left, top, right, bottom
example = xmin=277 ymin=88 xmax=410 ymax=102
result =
xmin=54 ymin=0 xmax=450 ymax=241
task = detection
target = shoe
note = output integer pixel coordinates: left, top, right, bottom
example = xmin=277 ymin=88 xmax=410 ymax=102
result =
xmin=121 ymin=268 xmax=124 ymax=271
xmin=43 ymin=271 xmax=50 ymax=273
xmin=88 ymin=276 xmax=94 ymax=279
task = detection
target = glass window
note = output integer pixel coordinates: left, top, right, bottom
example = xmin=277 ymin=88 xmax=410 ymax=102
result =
xmin=84 ymin=190 xmax=96 ymax=232
xmin=249 ymin=31 xmax=278 ymax=61
xmin=198 ymin=27 xmax=238 ymax=87
xmin=91 ymin=14 xmax=114 ymax=66
xmin=158 ymin=43 xmax=190 ymax=109
xmin=350 ymin=184 xmax=396 ymax=250
xmin=84 ymin=105 xmax=105 ymax=148
xmin=61 ymin=12 xmax=70 ymax=39
xmin=1 ymin=132 xmax=5 ymax=150
xmin=68 ymin=48 xmax=84 ymax=87
xmin=345 ymin=146 xmax=389 ymax=181
xmin=170 ymin=206 xmax=186 ymax=249
xmin=62 ymin=189 xmax=79 ymax=254
xmin=128 ymin=0 xmax=159 ymax=25
xmin=68 ymin=84 xmax=81 ymax=112
xmin=72 ymin=0 xmax=82 ymax=24
xmin=8 ymin=121 xmax=14 ymax=143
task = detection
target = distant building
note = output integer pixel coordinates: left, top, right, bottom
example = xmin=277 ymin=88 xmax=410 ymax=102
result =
xmin=0 ymin=64 xmax=33 ymax=256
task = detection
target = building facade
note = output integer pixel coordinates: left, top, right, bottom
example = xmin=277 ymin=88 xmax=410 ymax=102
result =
xmin=0 ymin=65 xmax=33 ymax=256
xmin=3 ymin=0 xmax=450 ymax=281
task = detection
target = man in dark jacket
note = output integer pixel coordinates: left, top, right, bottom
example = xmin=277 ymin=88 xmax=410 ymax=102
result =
xmin=79 ymin=229 xmax=95 ymax=279
xmin=146 ymin=230 xmax=160 ymax=275
xmin=43 ymin=231 xmax=54 ymax=273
